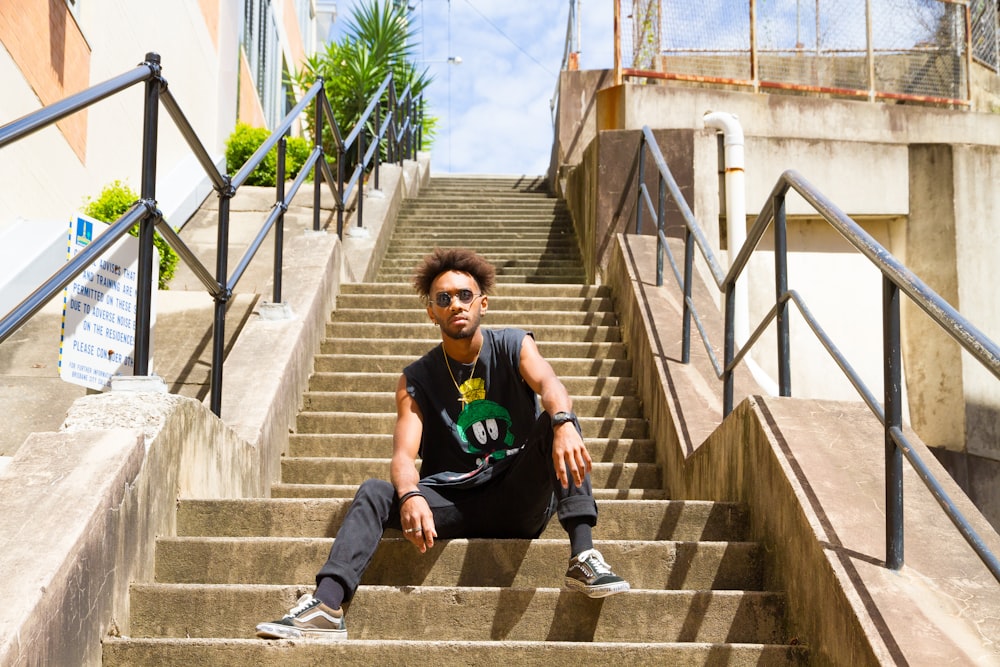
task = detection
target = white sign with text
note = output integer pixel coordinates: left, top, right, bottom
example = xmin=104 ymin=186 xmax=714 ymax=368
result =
xmin=59 ymin=214 xmax=158 ymax=390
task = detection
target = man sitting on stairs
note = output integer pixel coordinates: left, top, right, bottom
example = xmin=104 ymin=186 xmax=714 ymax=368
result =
xmin=256 ymin=247 xmax=629 ymax=641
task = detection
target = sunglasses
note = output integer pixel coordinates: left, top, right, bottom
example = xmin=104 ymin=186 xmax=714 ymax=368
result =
xmin=432 ymin=289 xmax=483 ymax=308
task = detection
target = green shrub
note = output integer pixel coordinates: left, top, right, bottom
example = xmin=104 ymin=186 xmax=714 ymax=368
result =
xmin=82 ymin=180 xmax=179 ymax=290
xmin=225 ymin=122 xmax=312 ymax=186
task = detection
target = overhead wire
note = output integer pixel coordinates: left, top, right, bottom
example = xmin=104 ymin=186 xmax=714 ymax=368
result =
xmin=460 ymin=0 xmax=557 ymax=77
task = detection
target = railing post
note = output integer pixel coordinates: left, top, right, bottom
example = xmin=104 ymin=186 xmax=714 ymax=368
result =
xmin=884 ymin=275 xmax=904 ymax=569
xmin=656 ymin=176 xmax=666 ymax=286
xmin=636 ymin=134 xmax=646 ymax=234
xmin=210 ymin=186 xmax=232 ymax=416
xmin=337 ymin=145 xmax=346 ymax=238
xmin=415 ymin=99 xmax=423 ymax=160
xmin=134 ymin=52 xmax=161 ymax=376
xmin=373 ymin=99 xmax=382 ymax=192
xmin=682 ymin=227 xmax=694 ymax=364
xmin=274 ymin=135 xmax=286 ymax=303
xmin=774 ymin=192 xmax=791 ymax=396
xmin=723 ymin=283 xmax=736 ymax=416
xmin=387 ymin=85 xmax=397 ymax=166
xmin=356 ymin=128 xmax=366 ymax=230
xmin=313 ymin=83 xmax=323 ymax=232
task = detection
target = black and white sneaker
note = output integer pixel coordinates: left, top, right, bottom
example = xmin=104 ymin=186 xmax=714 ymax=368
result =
xmin=255 ymin=593 xmax=347 ymax=640
xmin=564 ymin=548 xmax=631 ymax=598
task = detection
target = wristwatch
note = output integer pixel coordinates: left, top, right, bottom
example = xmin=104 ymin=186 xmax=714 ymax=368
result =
xmin=551 ymin=411 xmax=578 ymax=428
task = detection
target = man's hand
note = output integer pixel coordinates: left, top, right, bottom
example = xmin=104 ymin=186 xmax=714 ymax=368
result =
xmin=552 ymin=421 xmax=592 ymax=488
xmin=399 ymin=493 xmax=437 ymax=552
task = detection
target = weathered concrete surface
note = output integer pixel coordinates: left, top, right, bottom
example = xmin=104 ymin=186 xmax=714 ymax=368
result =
xmin=597 ymin=81 xmax=1000 ymax=147
xmin=0 ymin=429 xmax=143 ymax=667
xmin=607 ymin=233 xmax=1000 ymax=665
xmin=0 ymin=154 xmax=431 ymax=667
xmin=905 ymin=143 xmax=1000 ymax=527
xmin=559 ymin=73 xmax=1000 ymax=528
xmin=549 ymin=68 xmax=616 ymax=195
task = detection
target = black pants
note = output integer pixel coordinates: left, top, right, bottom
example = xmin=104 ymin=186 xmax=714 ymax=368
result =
xmin=315 ymin=413 xmax=598 ymax=601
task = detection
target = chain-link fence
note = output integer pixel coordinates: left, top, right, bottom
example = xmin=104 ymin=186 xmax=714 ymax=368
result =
xmin=972 ymin=0 xmax=999 ymax=71
xmin=616 ymin=0 xmax=988 ymax=104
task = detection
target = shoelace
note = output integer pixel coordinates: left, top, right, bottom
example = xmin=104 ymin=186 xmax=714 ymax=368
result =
xmin=284 ymin=595 xmax=318 ymax=619
xmin=581 ymin=550 xmax=612 ymax=574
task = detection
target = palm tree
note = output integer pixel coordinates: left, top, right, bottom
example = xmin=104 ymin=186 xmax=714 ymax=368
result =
xmin=292 ymin=0 xmax=435 ymax=167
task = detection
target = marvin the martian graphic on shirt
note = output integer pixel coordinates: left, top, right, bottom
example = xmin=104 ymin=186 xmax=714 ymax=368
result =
xmin=453 ymin=375 xmax=520 ymax=465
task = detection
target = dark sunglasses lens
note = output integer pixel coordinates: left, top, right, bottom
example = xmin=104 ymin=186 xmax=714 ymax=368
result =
xmin=434 ymin=290 xmax=476 ymax=307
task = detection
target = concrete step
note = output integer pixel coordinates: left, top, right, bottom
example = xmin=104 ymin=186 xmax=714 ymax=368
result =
xmin=335 ymin=292 xmax=613 ymax=311
xmin=378 ymin=273 xmax=588 ymax=285
xmin=174 ymin=499 xmax=746 ymax=541
xmin=104 ymin=637 xmax=809 ymax=666
xmin=340 ymin=283 xmax=610 ymax=297
xmin=270 ymin=484 xmax=670 ymax=500
xmin=295 ymin=413 xmax=649 ymax=438
xmin=125 ymin=584 xmax=791 ymax=644
xmin=328 ymin=308 xmax=618 ymax=327
xmin=154 ymin=537 xmax=763 ymax=590
xmin=306 ymin=373 xmax=636 ymax=396
xmin=319 ymin=339 xmax=627 ymax=357
xmin=398 ymin=205 xmax=567 ymax=216
xmin=279 ymin=458 xmax=660 ymax=488
xmin=298 ymin=392 xmax=642 ymax=417
xmin=324 ymin=323 xmax=620 ymax=342
xmin=379 ymin=254 xmax=582 ymax=269
xmin=314 ymin=355 xmax=632 ymax=376
xmin=286 ymin=434 xmax=655 ymax=462
xmin=385 ymin=226 xmax=573 ymax=237
xmin=385 ymin=238 xmax=577 ymax=250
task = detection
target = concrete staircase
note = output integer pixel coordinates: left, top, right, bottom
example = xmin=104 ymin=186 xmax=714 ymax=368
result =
xmin=102 ymin=176 xmax=808 ymax=665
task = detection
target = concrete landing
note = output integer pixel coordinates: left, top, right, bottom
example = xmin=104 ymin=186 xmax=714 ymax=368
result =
xmin=0 ymin=182 xmax=342 ymax=456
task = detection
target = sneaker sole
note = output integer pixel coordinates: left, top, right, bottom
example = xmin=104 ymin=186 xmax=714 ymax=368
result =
xmin=564 ymin=578 xmax=631 ymax=598
xmin=255 ymin=622 xmax=348 ymax=641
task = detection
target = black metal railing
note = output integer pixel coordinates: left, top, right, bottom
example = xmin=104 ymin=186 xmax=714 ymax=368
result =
xmin=0 ymin=52 xmax=422 ymax=415
xmin=632 ymin=125 xmax=1000 ymax=582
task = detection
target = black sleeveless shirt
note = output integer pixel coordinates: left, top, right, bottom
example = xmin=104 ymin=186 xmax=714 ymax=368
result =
xmin=403 ymin=328 xmax=540 ymax=486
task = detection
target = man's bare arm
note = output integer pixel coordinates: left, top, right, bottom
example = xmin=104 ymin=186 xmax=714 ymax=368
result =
xmin=517 ymin=335 xmax=592 ymax=488
xmin=391 ymin=373 xmax=436 ymax=551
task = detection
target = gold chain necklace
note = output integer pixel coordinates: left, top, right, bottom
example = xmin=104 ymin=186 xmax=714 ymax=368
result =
xmin=443 ymin=345 xmax=480 ymax=408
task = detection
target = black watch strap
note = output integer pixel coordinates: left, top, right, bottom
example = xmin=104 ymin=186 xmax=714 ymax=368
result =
xmin=551 ymin=411 xmax=578 ymax=427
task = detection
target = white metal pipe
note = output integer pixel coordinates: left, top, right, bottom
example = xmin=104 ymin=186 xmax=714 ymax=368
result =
xmin=702 ymin=111 xmax=749 ymax=347
xmin=702 ymin=111 xmax=778 ymax=396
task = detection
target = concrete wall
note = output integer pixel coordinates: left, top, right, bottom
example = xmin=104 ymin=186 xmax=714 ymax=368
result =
xmin=0 ymin=0 xmax=315 ymax=314
xmin=0 ymin=1 xmax=243 ymax=231
xmin=0 ymin=156 xmax=429 ymax=666
xmin=563 ymin=122 xmax=910 ymax=403
xmin=607 ymin=233 xmax=1000 ymax=666
xmin=558 ymin=74 xmax=1000 ymax=524
xmin=907 ymin=143 xmax=1000 ymax=526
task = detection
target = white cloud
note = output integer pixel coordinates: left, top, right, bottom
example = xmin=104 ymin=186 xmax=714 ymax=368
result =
xmin=334 ymin=0 xmax=613 ymax=175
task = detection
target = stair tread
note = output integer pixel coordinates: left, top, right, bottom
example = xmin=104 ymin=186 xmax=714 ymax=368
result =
xmin=127 ymin=584 xmax=792 ymax=644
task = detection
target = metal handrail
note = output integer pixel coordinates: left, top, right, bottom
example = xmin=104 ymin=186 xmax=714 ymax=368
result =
xmin=0 ymin=52 xmax=423 ymax=416
xmin=632 ymin=125 xmax=1000 ymax=582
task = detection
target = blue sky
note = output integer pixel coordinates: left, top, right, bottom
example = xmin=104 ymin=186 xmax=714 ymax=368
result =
xmin=330 ymin=1 xmax=615 ymax=176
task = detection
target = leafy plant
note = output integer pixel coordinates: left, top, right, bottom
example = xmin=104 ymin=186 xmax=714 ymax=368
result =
xmin=225 ymin=122 xmax=312 ymax=186
xmin=82 ymin=180 xmax=178 ymax=290
xmin=290 ymin=0 xmax=435 ymax=170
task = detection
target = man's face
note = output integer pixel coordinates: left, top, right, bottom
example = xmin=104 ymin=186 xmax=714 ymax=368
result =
xmin=426 ymin=270 xmax=488 ymax=341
